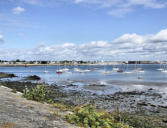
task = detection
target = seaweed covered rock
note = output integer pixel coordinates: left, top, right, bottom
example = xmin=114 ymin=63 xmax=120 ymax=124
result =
xmin=24 ymin=75 xmax=41 ymax=80
xmin=0 ymin=72 xmax=17 ymax=78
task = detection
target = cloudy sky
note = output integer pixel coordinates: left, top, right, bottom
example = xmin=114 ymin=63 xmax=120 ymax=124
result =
xmin=0 ymin=0 xmax=167 ymax=61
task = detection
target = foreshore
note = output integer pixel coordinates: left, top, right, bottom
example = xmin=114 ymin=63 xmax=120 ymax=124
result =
xmin=0 ymin=72 xmax=167 ymax=127
xmin=0 ymin=85 xmax=79 ymax=128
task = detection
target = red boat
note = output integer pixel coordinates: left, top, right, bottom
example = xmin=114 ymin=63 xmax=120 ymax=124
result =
xmin=56 ymin=70 xmax=63 ymax=74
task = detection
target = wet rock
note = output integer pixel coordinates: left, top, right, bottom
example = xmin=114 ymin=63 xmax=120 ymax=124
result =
xmin=150 ymin=104 xmax=156 ymax=107
xmin=66 ymin=84 xmax=78 ymax=87
xmin=148 ymin=88 xmax=153 ymax=91
xmin=89 ymin=84 xmax=106 ymax=87
xmin=116 ymin=91 xmax=144 ymax=95
xmin=24 ymin=75 xmax=41 ymax=80
xmin=159 ymin=105 xmax=167 ymax=109
xmin=0 ymin=72 xmax=17 ymax=78
xmin=162 ymin=119 xmax=167 ymax=123
xmin=137 ymin=102 xmax=148 ymax=106
xmin=0 ymin=81 xmax=37 ymax=93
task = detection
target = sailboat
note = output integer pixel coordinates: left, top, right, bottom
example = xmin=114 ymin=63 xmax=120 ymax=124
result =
xmin=135 ymin=61 xmax=143 ymax=79
xmin=73 ymin=61 xmax=82 ymax=72
xmin=124 ymin=62 xmax=133 ymax=74
xmin=102 ymin=60 xmax=110 ymax=74
xmin=83 ymin=61 xmax=91 ymax=73
xmin=56 ymin=61 xmax=63 ymax=74
xmin=157 ymin=61 xmax=165 ymax=71
xmin=136 ymin=61 xmax=144 ymax=73
xmin=61 ymin=61 xmax=72 ymax=74
xmin=44 ymin=70 xmax=49 ymax=73
xmin=44 ymin=63 xmax=49 ymax=73
xmin=74 ymin=67 xmax=81 ymax=72
xmin=161 ymin=62 xmax=167 ymax=73
xmin=112 ymin=63 xmax=121 ymax=72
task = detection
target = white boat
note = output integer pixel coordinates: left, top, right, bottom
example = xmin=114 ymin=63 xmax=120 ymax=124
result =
xmin=162 ymin=70 xmax=167 ymax=73
xmin=74 ymin=68 xmax=81 ymax=72
xmin=124 ymin=71 xmax=133 ymax=74
xmin=78 ymin=70 xmax=87 ymax=73
xmin=44 ymin=70 xmax=49 ymax=73
xmin=84 ymin=69 xmax=91 ymax=72
xmin=124 ymin=63 xmax=133 ymax=74
xmin=157 ymin=61 xmax=165 ymax=71
xmin=157 ymin=68 xmax=164 ymax=71
xmin=136 ymin=68 xmax=145 ymax=73
xmin=62 ymin=68 xmax=69 ymax=72
xmin=66 ymin=71 xmax=72 ymax=74
xmin=138 ymin=70 xmax=145 ymax=73
xmin=113 ymin=68 xmax=120 ymax=71
xmin=102 ymin=71 xmax=110 ymax=74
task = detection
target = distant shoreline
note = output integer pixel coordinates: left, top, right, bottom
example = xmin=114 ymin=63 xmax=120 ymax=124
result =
xmin=0 ymin=63 xmax=161 ymax=67
xmin=0 ymin=63 xmax=162 ymax=67
xmin=0 ymin=64 xmax=101 ymax=67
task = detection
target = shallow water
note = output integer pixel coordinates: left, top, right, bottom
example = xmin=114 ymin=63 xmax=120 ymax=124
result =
xmin=1 ymin=64 xmax=167 ymax=95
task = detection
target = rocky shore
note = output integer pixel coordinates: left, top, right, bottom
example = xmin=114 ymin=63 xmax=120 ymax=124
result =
xmin=0 ymin=72 xmax=167 ymax=127
xmin=0 ymin=85 xmax=80 ymax=128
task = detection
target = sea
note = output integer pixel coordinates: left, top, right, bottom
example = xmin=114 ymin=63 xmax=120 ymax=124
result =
xmin=1 ymin=64 xmax=167 ymax=95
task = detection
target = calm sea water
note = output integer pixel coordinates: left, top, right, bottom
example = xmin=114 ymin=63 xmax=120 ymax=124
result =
xmin=0 ymin=64 xmax=167 ymax=84
xmin=1 ymin=64 xmax=167 ymax=95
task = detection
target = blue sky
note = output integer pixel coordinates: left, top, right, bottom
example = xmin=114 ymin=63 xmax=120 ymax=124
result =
xmin=0 ymin=0 xmax=167 ymax=60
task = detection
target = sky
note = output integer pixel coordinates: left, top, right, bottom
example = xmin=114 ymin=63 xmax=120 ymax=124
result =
xmin=0 ymin=0 xmax=167 ymax=61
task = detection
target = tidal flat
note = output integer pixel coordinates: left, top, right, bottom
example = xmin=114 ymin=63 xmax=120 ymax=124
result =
xmin=1 ymin=70 xmax=167 ymax=127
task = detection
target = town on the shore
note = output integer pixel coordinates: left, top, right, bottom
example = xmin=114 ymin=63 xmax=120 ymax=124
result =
xmin=0 ymin=59 xmax=166 ymax=66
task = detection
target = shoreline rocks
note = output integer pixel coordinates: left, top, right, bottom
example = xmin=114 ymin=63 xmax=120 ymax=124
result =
xmin=0 ymin=72 xmax=17 ymax=79
xmin=24 ymin=75 xmax=41 ymax=81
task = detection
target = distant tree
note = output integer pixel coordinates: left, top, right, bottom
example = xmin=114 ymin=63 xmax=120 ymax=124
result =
xmin=16 ymin=59 xmax=20 ymax=62
xmin=41 ymin=61 xmax=47 ymax=64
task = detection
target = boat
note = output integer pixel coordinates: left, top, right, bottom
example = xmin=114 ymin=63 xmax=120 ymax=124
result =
xmin=157 ymin=61 xmax=165 ymax=71
xmin=62 ymin=62 xmax=70 ymax=72
xmin=124 ymin=71 xmax=133 ymax=74
xmin=79 ymin=70 xmax=86 ymax=73
xmin=66 ymin=71 xmax=72 ymax=74
xmin=136 ymin=68 xmax=144 ymax=71
xmin=113 ymin=67 xmax=120 ymax=71
xmin=124 ymin=63 xmax=133 ymax=74
xmin=101 ymin=60 xmax=110 ymax=74
xmin=157 ymin=68 xmax=164 ymax=71
xmin=56 ymin=61 xmax=63 ymax=74
xmin=62 ymin=68 xmax=69 ymax=72
xmin=162 ymin=70 xmax=167 ymax=73
xmin=74 ymin=68 xmax=81 ymax=72
xmin=117 ymin=69 xmax=123 ymax=73
xmin=93 ymin=68 xmax=99 ymax=70
xmin=44 ymin=70 xmax=49 ymax=73
xmin=137 ymin=76 xmax=143 ymax=79
xmin=102 ymin=71 xmax=110 ymax=74
xmin=56 ymin=69 xmax=63 ymax=74
xmin=136 ymin=68 xmax=145 ymax=73
xmin=84 ymin=69 xmax=91 ymax=72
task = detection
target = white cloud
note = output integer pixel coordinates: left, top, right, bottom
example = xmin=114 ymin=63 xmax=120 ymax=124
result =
xmin=108 ymin=8 xmax=132 ymax=17
xmin=73 ymin=0 xmax=167 ymax=16
xmin=12 ymin=6 xmax=25 ymax=15
xmin=0 ymin=35 xmax=4 ymax=42
xmin=15 ymin=0 xmax=167 ymax=16
xmin=1 ymin=28 xmax=167 ymax=61
xmin=19 ymin=0 xmax=41 ymax=5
